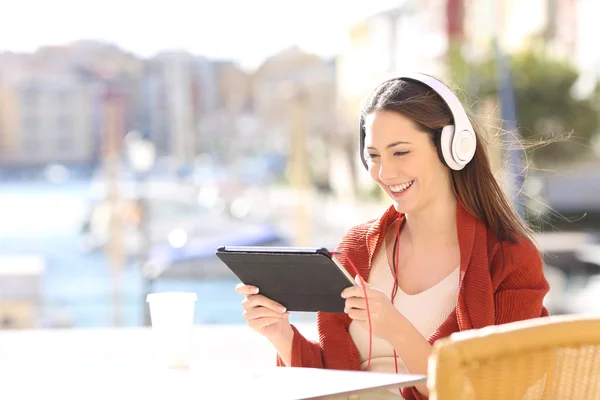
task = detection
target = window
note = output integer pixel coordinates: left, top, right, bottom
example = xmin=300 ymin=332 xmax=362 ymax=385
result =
xmin=22 ymin=115 xmax=38 ymax=133
xmin=56 ymin=90 xmax=70 ymax=105
xmin=21 ymin=136 xmax=39 ymax=153
xmin=21 ymin=84 xmax=39 ymax=107
xmin=57 ymin=136 xmax=72 ymax=152
xmin=57 ymin=115 xmax=70 ymax=131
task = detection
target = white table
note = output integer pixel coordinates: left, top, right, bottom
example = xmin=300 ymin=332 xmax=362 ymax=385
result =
xmin=0 ymin=326 xmax=425 ymax=399
xmin=0 ymin=324 xmax=314 ymax=367
xmin=2 ymin=362 xmax=425 ymax=400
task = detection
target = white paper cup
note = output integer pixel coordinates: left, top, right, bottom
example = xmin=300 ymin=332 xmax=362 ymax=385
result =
xmin=146 ymin=292 xmax=197 ymax=369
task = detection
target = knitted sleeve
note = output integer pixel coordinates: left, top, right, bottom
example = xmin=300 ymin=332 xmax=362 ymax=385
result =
xmin=493 ymin=237 xmax=550 ymax=324
xmin=275 ymin=312 xmax=361 ymax=369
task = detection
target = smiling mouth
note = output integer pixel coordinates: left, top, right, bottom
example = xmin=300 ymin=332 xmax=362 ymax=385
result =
xmin=388 ymin=180 xmax=414 ymax=194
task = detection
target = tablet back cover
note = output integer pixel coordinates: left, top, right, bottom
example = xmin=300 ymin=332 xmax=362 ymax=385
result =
xmin=215 ymin=250 xmax=353 ymax=312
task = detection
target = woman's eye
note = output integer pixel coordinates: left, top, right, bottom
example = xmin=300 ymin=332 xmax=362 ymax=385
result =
xmin=394 ymin=151 xmax=409 ymax=156
xmin=367 ymin=154 xmax=379 ymax=159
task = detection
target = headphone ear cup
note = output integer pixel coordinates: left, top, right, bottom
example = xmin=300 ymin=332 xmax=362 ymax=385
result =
xmin=452 ymin=128 xmax=477 ymax=167
xmin=440 ymin=125 xmax=462 ymax=170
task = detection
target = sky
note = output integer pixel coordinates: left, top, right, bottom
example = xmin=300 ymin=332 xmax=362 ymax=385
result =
xmin=0 ymin=0 xmax=403 ymax=68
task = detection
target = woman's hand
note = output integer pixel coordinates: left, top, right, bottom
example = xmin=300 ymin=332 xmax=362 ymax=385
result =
xmin=343 ymin=277 xmax=432 ymax=397
xmin=235 ymin=283 xmax=293 ymax=341
xmin=342 ymin=276 xmax=402 ymax=343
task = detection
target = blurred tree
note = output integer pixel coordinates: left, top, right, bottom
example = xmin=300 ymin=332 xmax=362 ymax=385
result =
xmin=473 ymin=49 xmax=600 ymax=167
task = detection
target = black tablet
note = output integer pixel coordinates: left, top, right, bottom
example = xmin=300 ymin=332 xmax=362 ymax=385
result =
xmin=215 ymin=246 xmax=355 ymax=312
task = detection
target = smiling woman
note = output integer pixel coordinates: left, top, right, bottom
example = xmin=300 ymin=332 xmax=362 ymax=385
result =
xmin=235 ymin=73 xmax=550 ymax=400
xmin=360 ymin=74 xmax=529 ymax=245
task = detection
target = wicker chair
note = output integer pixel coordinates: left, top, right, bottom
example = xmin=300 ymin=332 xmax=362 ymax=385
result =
xmin=427 ymin=314 xmax=600 ymax=399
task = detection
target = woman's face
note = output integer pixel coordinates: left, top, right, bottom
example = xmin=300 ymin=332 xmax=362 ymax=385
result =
xmin=363 ymin=110 xmax=452 ymax=214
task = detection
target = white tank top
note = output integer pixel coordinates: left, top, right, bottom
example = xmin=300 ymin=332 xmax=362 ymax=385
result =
xmin=349 ymin=241 xmax=459 ymax=376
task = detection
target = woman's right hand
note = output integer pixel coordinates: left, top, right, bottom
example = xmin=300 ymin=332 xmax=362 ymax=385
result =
xmin=235 ymin=283 xmax=293 ymax=340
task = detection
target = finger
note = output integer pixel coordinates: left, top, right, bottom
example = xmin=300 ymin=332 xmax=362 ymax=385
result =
xmin=241 ymin=295 xmax=257 ymax=310
xmin=243 ymin=294 xmax=287 ymax=313
xmin=249 ymin=295 xmax=287 ymax=312
xmin=344 ymin=298 xmax=366 ymax=313
xmin=235 ymin=283 xmax=259 ymax=295
xmin=250 ymin=317 xmax=287 ymax=331
xmin=243 ymin=307 xmax=290 ymax=320
xmin=347 ymin=308 xmax=368 ymax=321
xmin=342 ymin=285 xmax=367 ymax=299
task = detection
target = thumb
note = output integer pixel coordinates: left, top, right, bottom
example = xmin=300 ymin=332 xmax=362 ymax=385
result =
xmin=355 ymin=275 xmax=368 ymax=287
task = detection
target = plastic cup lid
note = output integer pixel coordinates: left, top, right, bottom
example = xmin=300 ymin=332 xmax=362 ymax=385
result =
xmin=146 ymin=292 xmax=198 ymax=303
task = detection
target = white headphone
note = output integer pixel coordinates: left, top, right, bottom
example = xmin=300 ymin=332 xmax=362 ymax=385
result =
xmin=359 ymin=73 xmax=477 ymax=171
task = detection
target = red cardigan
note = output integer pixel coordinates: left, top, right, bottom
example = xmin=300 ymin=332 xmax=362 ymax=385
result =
xmin=276 ymin=202 xmax=550 ymax=399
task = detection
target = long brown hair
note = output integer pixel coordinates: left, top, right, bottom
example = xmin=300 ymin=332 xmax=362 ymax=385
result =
xmin=361 ymin=77 xmax=533 ymax=245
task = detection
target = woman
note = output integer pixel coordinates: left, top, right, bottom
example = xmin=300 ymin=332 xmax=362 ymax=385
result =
xmin=235 ymin=74 xmax=550 ymax=399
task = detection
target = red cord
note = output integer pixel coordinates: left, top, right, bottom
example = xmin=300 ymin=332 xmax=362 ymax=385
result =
xmin=329 ymin=251 xmax=373 ymax=372
xmin=392 ymin=217 xmax=401 ymax=396
xmin=330 ymin=215 xmax=403 ymax=376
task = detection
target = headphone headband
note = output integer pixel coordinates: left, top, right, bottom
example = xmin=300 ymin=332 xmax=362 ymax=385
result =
xmin=399 ymin=73 xmax=473 ymax=137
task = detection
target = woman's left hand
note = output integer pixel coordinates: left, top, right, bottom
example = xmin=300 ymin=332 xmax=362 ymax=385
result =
xmin=342 ymin=276 xmax=402 ymax=342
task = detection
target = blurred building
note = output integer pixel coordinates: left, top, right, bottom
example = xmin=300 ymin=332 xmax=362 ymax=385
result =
xmin=194 ymin=57 xmax=220 ymax=116
xmin=0 ymin=41 xmax=145 ymax=171
xmin=464 ymin=0 xmax=578 ymax=61
xmin=0 ymin=52 xmax=32 ymax=86
xmin=196 ymin=59 xmax=254 ymax=158
xmin=573 ymin=0 xmax=600 ymax=99
xmin=336 ymin=0 xmax=585 ymax=130
xmin=138 ymin=58 xmax=170 ymax=158
xmin=0 ymin=74 xmax=95 ymax=168
xmin=252 ymin=46 xmax=336 ymax=163
xmin=0 ymin=84 xmax=17 ymax=155
xmin=216 ymin=60 xmax=252 ymax=116
xmin=575 ymin=0 xmax=600 ymax=69
xmin=0 ymin=255 xmax=45 ymax=329
xmin=337 ymin=0 xmax=451 ymax=113
xmin=139 ymin=53 xmax=252 ymax=165
xmin=152 ymin=52 xmax=197 ymax=165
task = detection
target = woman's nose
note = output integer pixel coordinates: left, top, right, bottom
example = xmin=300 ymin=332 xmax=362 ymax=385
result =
xmin=378 ymin=158 xmax=398 ymax=181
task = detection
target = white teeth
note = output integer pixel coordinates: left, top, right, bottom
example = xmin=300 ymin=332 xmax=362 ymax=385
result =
xmin=389 ymin=180 xmax=414 ymax=193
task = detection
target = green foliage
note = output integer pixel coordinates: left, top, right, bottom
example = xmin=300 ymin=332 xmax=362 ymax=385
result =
xmin=471 ymin=48 xmax=600 ymax=166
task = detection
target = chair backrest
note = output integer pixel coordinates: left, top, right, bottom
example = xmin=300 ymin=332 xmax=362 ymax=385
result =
xmin=427 ymin=314 xmax=600 ymax=400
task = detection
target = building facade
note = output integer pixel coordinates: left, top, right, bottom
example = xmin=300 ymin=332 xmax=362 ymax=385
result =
xmin=0 ymin=75 xmax=95 ymax=167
